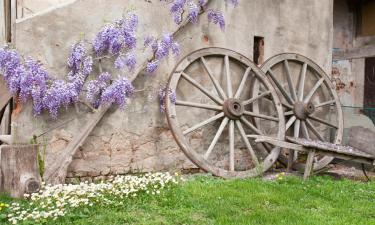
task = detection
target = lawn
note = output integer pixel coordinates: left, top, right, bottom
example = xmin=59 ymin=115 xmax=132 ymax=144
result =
xmin=1 ymin=175 xmax=374 ymax=225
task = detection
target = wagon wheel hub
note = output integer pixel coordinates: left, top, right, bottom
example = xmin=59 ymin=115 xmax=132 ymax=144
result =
xmin=293 ymin=101 xmax=315 ymax=120
xmin=223 ymin=98 xmax=244 ymax=120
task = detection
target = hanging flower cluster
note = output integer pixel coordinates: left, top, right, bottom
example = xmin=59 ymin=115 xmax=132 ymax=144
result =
xmin=0 ymin=47 xmax=91 ymax=118
xmin=0 ymin=1 xmax=239 ymax=118
xmin=165 ymin=0 xmax=238 ymax=29
xmin=144 ymin=33 xmax=180 ymax=74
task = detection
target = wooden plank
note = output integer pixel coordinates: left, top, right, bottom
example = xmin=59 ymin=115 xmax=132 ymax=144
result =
xmin=0 ymin=78 xmax=12 ymax=111
xmin=287 ymin=136 xmax=374 ymax=159
xmin=303 ymin=149 xmax=315 ymax=180
xmin=251 ymin=135 xmax=375 ymax=166
xmin=0 ymin=0 xmax=5 ymax=44
xmin=333 ymin=45 xmax=375 ymax=60
xmin=43 ymin=106 xmax=108 ymax=184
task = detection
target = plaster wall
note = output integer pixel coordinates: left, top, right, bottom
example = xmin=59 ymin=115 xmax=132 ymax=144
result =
xmin=13 ymin=0 xmax=334 ymax=180
xmin=332 ymin=0 xmax=375 ymax=108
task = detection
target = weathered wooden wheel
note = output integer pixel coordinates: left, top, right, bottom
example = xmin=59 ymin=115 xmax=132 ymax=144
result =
xmin=259 ymin=53 xmax=343 ymax=171
xmin=166 ymin=48 xmax=285 ymax=178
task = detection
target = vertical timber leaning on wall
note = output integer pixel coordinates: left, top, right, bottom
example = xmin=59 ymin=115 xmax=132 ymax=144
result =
xmin=0 ymin=0 xmax=14 ymax=136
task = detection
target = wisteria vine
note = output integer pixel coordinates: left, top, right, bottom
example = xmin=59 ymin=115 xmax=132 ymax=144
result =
xmin=0 ymin=0 xmax=238 ymax=118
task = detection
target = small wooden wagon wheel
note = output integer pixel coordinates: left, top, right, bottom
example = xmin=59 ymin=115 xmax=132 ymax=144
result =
xmin=259 ymin=53 xmax=343 ymax=171
xmin=166 ymin=48 xmax=285 ymax=178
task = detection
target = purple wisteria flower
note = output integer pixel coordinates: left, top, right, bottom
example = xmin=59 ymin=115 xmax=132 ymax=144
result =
xmin=225 ymin=0 xmax=238 ymax=6
xmin=93 ymin=24 xmax=122 ymax=55
xmin=207 ymin=9 xmax=225 ymax=30
xmin=170 ymin=0 xmax=186 ymax=24
xmin=67 ymin=42 xmax=86 ymax=73
xmin=158 ymin=86 xmax=176 ymax=113
xmin=114 ymin=52 xmax=136 ymax=72
xmin=171 ymin=42 xmax=180 ymax=56
xmin=67 ymin=42 xmax=92 ymax=94
xmin=86 ymin=72 xmax=111 ymax=108
xmin=42 ymin=80 xmax=77 ymax=118
xmin=144 ymin=36 xmax=155 ymax=47
xmin=19 ymin=58 xmax=50 ymax=114
xmin=119 ymin=13 xmax=138 ymax=50
xmin=100 ymin=77 xmax=134 ymax=108
xmin=146 ymin=60 xmax=160 ymax=74
xmin=156 ymin=33 xmax=179 ymax=59
xmin=187 ymin=1 xmax=199 ymax=23
xmin=0 ymin=48 xmax=24 ymax=94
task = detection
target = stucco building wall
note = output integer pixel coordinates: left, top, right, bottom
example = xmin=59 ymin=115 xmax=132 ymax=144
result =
xmin=13 ymin=0 xmax=334 ymax=180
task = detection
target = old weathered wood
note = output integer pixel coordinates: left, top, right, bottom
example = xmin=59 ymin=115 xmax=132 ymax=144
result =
xmin=43 ymin=107 xmax=108 ymax=184
xmin=348 ymin=126 xmax=375 ymax=157
xmin=261 ymin=53 xmax=344 ymax=172
xmin=0 ymin=78 xmax=12 ymax=112
xmin=0 ymin=145 xmax=41 ymax=198
xmin=303 ymin=149 xmax=315 ymax=180
xmin=253 ymin=135 xmax=375 ymax=168
xmin=333 ymin=45 xmax=375 ymax=60
xmin=166 ymin=48 xmax=285 ymax=178
xmin=43 ymin=0 xmax=214 ymax=185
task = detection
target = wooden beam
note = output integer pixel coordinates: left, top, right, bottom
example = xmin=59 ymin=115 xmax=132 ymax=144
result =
xmin=0 ymin=0 xmax=5 ymax=44
xmin=0 ymin=78 xmax=12 ymax=111
xmin=303 ymin=150 xmax=315 ymax=180
xmin=333 ymin=45 xmax=375 ymax=60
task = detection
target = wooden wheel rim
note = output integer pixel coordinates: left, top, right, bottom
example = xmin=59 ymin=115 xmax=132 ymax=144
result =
xmin=166 ymin=48 xmax=285 ymax=178
xmin=260 ymin=53 xmax=343 ymax=171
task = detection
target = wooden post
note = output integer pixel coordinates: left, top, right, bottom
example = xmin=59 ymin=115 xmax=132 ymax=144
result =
xmin=303 ymin=149 xmax=315 ymax=180
xmin=0 ymin=145 xmax=41 ymax=198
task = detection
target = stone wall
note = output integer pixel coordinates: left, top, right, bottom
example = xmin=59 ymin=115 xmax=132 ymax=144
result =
xmin=13 ymin=0 xmax=334 ymax=179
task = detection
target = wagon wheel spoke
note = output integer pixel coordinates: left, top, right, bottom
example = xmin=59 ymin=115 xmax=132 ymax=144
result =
xmin=286 ymin=116 xmax=297 ymax=131
xmin=243 ymin=90 xmax=271 ymax=105
xmin=201 ymin=57 xmax=227 ymax=100
xmin=240 ymin=116 xmax=263 ymax=135
xmin=167 ymin=48 xmax=285 ymax=178
xmin=235 ymin=120 xmax=260 ymax=166
xmin=225 ymin=55 xmax=233 ymax=98
xmin=243 ymin=111 xmax=279 ymax=122
xmin=234 ymin=67 xmax=251 ymax=99
xmin=181 ymin=72 xmax=223 ymax=105
xmin=183 ymin=112 xmax=225 ymax=135
xmin=284 ymin=60 xmax=298 ymax=101
xmin=267 ymin=69 xmax=294 ymax=105
xmin=315 ymin=100 xmax=336 ymax=108
xmin=175 ymin=100 xmax=222 ymax=111
xmin=260 ymin=53 xmax=343 ymax=172
xmin=303 ymin=78 xmax=325 ymax=103
xmin=301 ymin=121 xmax=310 ymax=139
xmin=297 ymin=63 xmax=307 ymax=101
xmin=305 ymin=119 xmax=324 ymax=141
xmin=308 ymin=115 xmax=338 ymax=129
xmin=229 ymin=120 xmax=235 ymax=171
xmin=204 ymin=117 xmax=229 ymax=160
xmin=290 ymin=119 xmax=301 ymax=164
xmin=284 ymin=110 xmax=294 ymax=116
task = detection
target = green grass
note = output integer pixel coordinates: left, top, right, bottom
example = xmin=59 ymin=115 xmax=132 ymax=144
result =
xmin=1 ymin=175 xmax=375 ymax=225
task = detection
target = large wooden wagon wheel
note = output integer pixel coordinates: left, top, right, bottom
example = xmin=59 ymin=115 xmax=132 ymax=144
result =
xmin=259 ymin=53 xmax=343 ymax=171
xmin=166 ymin=48 xmax=285 ymax=178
